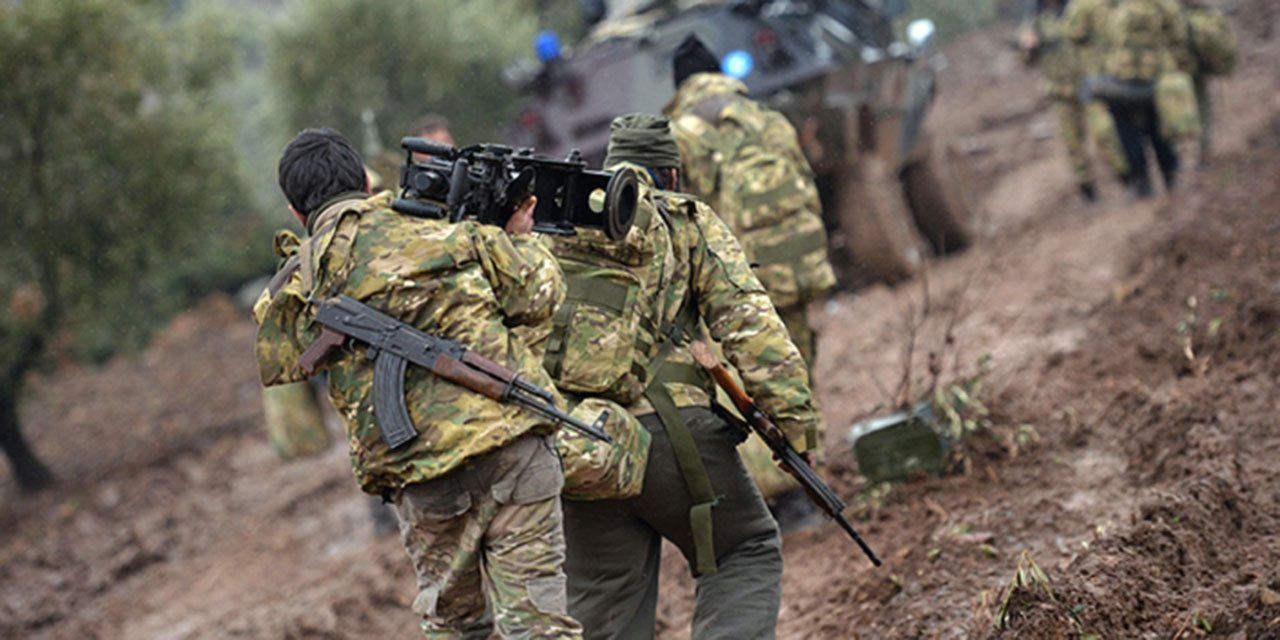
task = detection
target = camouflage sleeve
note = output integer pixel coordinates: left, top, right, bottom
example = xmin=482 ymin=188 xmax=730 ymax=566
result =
xmin=471 ymin=225 xmax=566 ymax=327
xmin=686 ymin=201 xmax=824 ymax=449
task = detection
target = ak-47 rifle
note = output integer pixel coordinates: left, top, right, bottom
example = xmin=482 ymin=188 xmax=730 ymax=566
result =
xmin=298 ymin=295 xmax=612 ymax=449
xmin=689 ymin=341 xmax=882 ymax=567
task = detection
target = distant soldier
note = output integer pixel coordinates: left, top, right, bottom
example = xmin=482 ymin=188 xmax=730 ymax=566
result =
xmin=255 ymin=128 xmax=581 ymax=638
xmin=1066 ymin=0 xmax=1189 ymax=198
xmin=1177 ymin=0 xmax=1238 ymax=165
xmin=531 ymin=113 xmax=823 ymax=638
xmin=1020 ymin=0 xmax=1130 ymax=201
xmin=663 ymin=35 xmax=835 ymax=521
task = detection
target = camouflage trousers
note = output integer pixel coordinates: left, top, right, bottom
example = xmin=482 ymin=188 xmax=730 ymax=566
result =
xmin=563 ymin=407 xmax=783 ymax=639
xmin=1056 ymin=98 xmax=1131 ymax=185
xmin=1055 ymin=97 xmax=1094 ymax=187
xmin=392 ymin=433 xmax=583 ymax=639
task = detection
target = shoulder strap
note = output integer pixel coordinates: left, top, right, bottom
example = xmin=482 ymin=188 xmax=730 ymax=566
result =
xmin=641 ymin=295 xmax=720 ymax=574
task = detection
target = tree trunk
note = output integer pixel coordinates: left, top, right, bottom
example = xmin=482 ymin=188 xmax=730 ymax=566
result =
xmin=0 ymin=384 xmax=53 ymax=493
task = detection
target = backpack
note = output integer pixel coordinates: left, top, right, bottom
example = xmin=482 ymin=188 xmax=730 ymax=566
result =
xmin=540 ymin=197 xmax=668 ymax=405
xmin=688 ymin=96 xmax=835 ymax=308
xmin=1187 ymin=8 xmax=1237 ymax=75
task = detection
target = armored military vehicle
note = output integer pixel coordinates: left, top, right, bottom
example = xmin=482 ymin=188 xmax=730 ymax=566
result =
xmin=506 ymin=0 xmax=975 ymax=285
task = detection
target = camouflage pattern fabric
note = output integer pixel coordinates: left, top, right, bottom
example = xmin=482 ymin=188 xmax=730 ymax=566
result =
xmin=1022 ymin=7 xmax=1100 ymax=186
xmin=632 ymin=165 xmax=821 ymax=451
xmin=1065 ymin=0 xmax=1189 ymax=83
xmin=1056 ymin=98 xmax=1096 ymax=186
xmin=1086 ymin=99 xmax=1132 ymax=175
xmin=664 ymin=72 xmax=836 ymax=313
xmin=253 ymin=190 xmax=567 ymax=495
xmin=524 ymin=162 xmax=823 ymax=451
xmin=260 ymin=381 xmax=331 ymax=460
xmin=392 ymin=434 xmax=582 ymax=639
xmin=1155 ymin=68 xmax=1201 ymax=141
xmin=1023 ymin=8 xmax=1088 ymax=101
xmin=521 ymin=189 xmax=672 ymax=404
xmin=558 ymin=396 xmax=652 ymax=501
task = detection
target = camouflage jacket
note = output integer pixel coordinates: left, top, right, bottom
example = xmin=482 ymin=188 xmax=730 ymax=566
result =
xmin=1022 ymin=8 xmax=1087 ymax=100
xmin=523 ymin=163 xmax=823 ymax=450
xmin=664 ymin=72 xmax=836 ymax=310
xmin=253 ymin=191 xmax=567 ymax=494
xmin=1065 ymin=0 xmax=1189 ymax=82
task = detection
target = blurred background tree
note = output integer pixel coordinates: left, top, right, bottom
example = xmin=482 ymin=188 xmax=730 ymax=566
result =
xmin=269 ymin=0 xmax=543 ymax=156
xmin=0 ymin=0 xmax=273 ymax=491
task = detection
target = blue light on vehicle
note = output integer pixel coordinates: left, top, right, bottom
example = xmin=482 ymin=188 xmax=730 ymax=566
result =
xmin=721 ymin=50 xmax=754 ymax=79
xmin=534 ymin=30 xmax=562 ymax=63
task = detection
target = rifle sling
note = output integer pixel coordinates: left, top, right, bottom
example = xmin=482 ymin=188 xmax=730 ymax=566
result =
xmin=642 ymin=297 xmax=720 ymax=575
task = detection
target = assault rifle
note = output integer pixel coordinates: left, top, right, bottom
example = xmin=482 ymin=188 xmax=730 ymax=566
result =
xmin=391 ymin=137 xmax=640 ymax=240
xmin=689 ymin=341 xmax=882 ymax=567
xmin=298 ymin=295 xmax=612 ymax=449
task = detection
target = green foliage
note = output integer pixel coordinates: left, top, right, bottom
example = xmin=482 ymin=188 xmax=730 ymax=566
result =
xmin=0 ymin=0 xmax=273 ymax=366
xmin=269 ymin=0 xmax=542 ymax=152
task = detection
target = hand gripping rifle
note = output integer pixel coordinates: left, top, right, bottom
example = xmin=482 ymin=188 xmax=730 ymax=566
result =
xmin=298 ymin=295 xmax=613 ymax=449
xmin=689 ymin=341 xmax=881 ymax=567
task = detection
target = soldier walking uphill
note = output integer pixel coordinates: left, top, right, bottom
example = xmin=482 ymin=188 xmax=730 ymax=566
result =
xmin=1019 ymin=0 xmax=1129 ymax=202
xmin=528 ymin=114 xmax=824 ymax=639
xmin=253 ymin=128 xmax=582 ymax=638
xmin=663 ymin=36 xmax=835 ymax=522
xmin=1066 ymin=0 xmax=1189 ymax=199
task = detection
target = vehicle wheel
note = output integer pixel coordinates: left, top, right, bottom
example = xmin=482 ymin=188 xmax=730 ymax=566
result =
xmin=836 ymin=156 xmax=925 ymax=285
xmin=901 ymin=135 xmax=975 ymax=255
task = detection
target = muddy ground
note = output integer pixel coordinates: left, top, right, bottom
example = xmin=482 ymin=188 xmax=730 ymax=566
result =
xmin=2 ymin=6 xmax=1278 ymax=640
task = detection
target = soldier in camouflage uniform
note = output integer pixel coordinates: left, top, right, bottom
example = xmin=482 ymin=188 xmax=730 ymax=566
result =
xmin=1020 ymin=0 xmax=1131 ymax=202
xmin=533 ymin=114 xmax=823 ymax=639
xmin=1066 ymin=0 xmax=1189 ymax=198
xmin=253 ymin=128 xmax=581 ymax=639
xmin=662 ymin=35 xmax=834 ymax=521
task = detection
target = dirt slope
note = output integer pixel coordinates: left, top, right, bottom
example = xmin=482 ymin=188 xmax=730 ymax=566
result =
xmin=2 ymin=8 xmax=1278 ymax=639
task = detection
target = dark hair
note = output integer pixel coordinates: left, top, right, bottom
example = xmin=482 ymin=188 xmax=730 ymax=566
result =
xmin=673 ymin=35 xmax=720 ymax=90
xmin=277 ymin=128 xmax=366 ymax=220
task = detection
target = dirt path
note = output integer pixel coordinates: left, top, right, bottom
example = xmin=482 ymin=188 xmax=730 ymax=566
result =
xmin=2 ymin=9 xmax=1278 ymax=640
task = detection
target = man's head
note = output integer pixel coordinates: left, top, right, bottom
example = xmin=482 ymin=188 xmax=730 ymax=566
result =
xmin=672 ymin=34 xmax=720 ymax=90
xmin=408 ymin=113 xmax=455 ymax=161
xmin=278 ymin=128 xmax=366 ymax=224
xmin=604 ymin=113 xmax=682 ymax=191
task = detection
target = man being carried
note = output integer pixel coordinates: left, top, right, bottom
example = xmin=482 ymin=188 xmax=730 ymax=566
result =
xmin=254 ymin=128 xmax=581 ymax=638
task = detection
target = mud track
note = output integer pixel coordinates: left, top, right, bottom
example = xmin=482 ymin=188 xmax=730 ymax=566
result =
xmin=2 ymin=6 xmax=1278 ymax=638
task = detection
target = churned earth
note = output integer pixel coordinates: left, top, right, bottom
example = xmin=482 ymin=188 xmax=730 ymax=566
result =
xmin=2 ymin=5 xmax=1277 ymax=639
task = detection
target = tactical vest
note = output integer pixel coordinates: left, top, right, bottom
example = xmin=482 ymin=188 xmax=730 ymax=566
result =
xmin=686 ymin=94 xmax=834 ymax=310
xmin=545 ymin=189 xmax=725 ymax=574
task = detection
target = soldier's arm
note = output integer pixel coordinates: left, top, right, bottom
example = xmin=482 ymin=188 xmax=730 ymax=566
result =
xmin=685 ymin=200 xmax=824 ymax=451
xmin=472 ymin=225 xmax=567 ymax=328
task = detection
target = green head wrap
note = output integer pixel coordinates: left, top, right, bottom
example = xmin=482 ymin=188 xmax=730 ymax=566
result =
xmin=604 ymin=113 xmax=681 ymax=170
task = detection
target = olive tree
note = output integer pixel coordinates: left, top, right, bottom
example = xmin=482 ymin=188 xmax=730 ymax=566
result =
xmin=0 ymin=0 xmax=268 ymax=491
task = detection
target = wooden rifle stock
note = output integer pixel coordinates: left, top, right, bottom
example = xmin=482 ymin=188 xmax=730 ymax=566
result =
xmin=689 ymin=341 xmax=882 ymax=566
